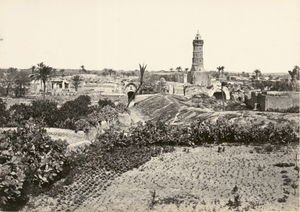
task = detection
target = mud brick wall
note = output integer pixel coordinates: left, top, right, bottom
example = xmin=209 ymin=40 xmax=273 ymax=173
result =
xmin=173 ymin=87 xmax=184 ymax=95
xmin=261 ymin=92 xmax=300 ymax=111
xmin=244 ymin=91 xmax=261 ymax=108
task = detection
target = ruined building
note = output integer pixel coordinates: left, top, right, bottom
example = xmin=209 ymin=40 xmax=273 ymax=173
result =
xmin=187 ymin=31 xmax=211 ymax=86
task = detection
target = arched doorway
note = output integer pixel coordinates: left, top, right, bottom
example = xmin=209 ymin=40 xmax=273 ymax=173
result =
xmin=124 ymin=82 xmax=138 ymax=103
xmin=213 ymin=91 xmax=226 ymax=100
xmin=127 ymin=91 xmax=135 ymax=101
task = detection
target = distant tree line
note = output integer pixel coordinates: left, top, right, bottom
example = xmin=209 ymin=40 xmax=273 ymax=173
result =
xmin=251 ymin=66 xmax=299 ymax=91
xmin=0 ymin=68 xmax=30 ymax=97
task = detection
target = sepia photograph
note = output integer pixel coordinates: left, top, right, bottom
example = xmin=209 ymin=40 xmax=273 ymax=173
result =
xmin=0 ymin=0 xmax=299 ymax=211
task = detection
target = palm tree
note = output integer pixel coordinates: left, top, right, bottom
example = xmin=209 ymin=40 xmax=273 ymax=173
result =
xmin=254 ymin=69 xmax=261 ymax=80
xmin=108 ymin=69 xmax=115 ymax=76
xmin=216 ymin=66 xmax=222 ymax=78
xmin=30 ymin=62 xmax=53 ymax=99
xmin=71 ymin=75 xmax=83 ymax=91
xmin=80 ymin=65 xmax=86 ymax=73
xmin=127 ymin=64 xmax=147 ymax=107
xmin=288 ymin=66 xmax=299 ymax=82
xmin=221 ymin=81 xmax=227 ymax=111
xmin=220 ymin=66 xmax=225 ymax=77
xmin=30 ymin=65 xmax=36 ymax=74
xmin=176 ymin=66 xmax=182 ymax=72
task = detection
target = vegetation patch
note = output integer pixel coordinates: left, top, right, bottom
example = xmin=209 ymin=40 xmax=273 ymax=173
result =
xmin=274 ymin=163 xmax=295 ymax=168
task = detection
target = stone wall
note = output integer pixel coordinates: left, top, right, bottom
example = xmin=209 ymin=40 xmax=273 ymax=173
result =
xmin=187 ymin=71 xmax=211 ymax=86
xmin=185 ymin=85 xmax=230 ymax=100
xmin=185 ymin=85 xmax=208 ymax=97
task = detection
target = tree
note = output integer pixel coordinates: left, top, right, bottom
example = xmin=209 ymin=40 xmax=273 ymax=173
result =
xmin=288 ymin=66 xmax=299 ymax=82
xmin=169 ymin=68 xmax=174 ymax=72
xmin=30 ymin=62 xmax=53 ymax=99
xmin=71 ymin=75 xmax=83 ymax=91
xmin=102 ymin=68 xmax=115 ymax=76
xmin=1 ymin=67 xmax=18 ymax=96
xmin=221 ymin=81 xmax=227 ymax=111
xmin=268 ymin=75 xmax=273 ymax=80
xmin=241 ymin=72 xmax=250 ymax=78
xmin=60 ymin=69 xmax=65 ymax=77
xmin=14 ymin=70 xmax=30 ymax=97
xmin=220 ymin=66 xmax=225 ymax=77
xmin=127 ymin=64 xmax=147 ymax=107
xmin=80 ymin=65 xmax=86 ymax=73
xmin=108 ymin=69 xmax=115 ymax=76
xmin=217 ymin=66 xmax=225 ymax=78
xmin=0 ymin=98 xmax=8 ymax=126
xmin=158 ymin=77 xmax=167 ymax=93
xmin=30 ymin=65 xmax=36 ymax=74
xmin=176 ymin=66 xmax=182 ymax=72
xmin=52 ymin=69 xmax=57 ymax=77
xmin=254 ymin=69 xmax=261 ymax=80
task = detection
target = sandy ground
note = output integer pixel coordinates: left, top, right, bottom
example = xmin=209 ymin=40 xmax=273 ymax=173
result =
xmin=23 ymin=145 xmax=299 ymax=212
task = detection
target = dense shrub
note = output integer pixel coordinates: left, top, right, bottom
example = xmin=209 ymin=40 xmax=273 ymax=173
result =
xmin=74 ymin=105 xmax=122 ymax=133
xmin=31 ymin=100 xmax=60 ymax=127
xmin=0 ymin=98 xmax=9 ymax=127
xmin=98 ymin=98 xmax=115 ymax=109
xmin=266 ymin=106 xmax=299 ymax=113
xmin=2 ymin=95 xmax=130 ymax=131
xmin=59 ymin=95 xmax=92 ymax=121
xmin=0 ymin=124 xmax=69 ymax=210
xmin=7 ymin=103 xmax=33 ymax=126
xmin=7 ymin=100 xmax=59 ymax=127
xmin=91 ymin=119 xmax=298 ymax=151
xmin=54 ymin=95 xmax=93 ymax=129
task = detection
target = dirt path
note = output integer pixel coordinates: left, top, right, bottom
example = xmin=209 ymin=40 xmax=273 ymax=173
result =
xmin=130 ymin=108 xmax=149 ymax=124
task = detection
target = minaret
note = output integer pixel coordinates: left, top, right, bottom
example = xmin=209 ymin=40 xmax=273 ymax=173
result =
xmin=191 ymin=30 xmax=205 ymax=72
xmin=187 ymin=31 xmax=211 ymax=86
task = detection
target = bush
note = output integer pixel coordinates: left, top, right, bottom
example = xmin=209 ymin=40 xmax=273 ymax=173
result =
xmin=98 ymin=98 xmax=115 ymax=109
xmin=0 ymin=123 xmax=69 ymax=210
xmin=57 ymin=95 xmax=92 ymax=129
xmin=7 ymin=100 xmax=59 ymax=128
xmin=267 ymin=106 xmax=299 ymax=113
xmin=30 ymin=100 xmax=60 ymax=127
xmin=92 ymin=119 xmax=298 ymax=151
xmin=8 ymin=103 xmax=33 ymax=127
xmin=0 ymin=98 xmax=9 ymax=127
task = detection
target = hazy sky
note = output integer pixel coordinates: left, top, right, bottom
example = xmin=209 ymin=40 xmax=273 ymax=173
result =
xmin=0 ymin=0 xmax=299 ymax=73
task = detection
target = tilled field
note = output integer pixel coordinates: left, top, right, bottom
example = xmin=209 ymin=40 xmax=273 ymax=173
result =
xmin=22 ymin=145 xmax=299 ymax=212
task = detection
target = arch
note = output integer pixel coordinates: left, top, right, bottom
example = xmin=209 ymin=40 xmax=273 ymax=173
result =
xmin=127 ymin=91 xmax=135 ymax=101
xmin=124 ymin=82 xmax=138 ymax=102
xmin=213 ymin=91 xmax=226 ymax=100
xmin=125 ymin=82 xmax=138 ymax=91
